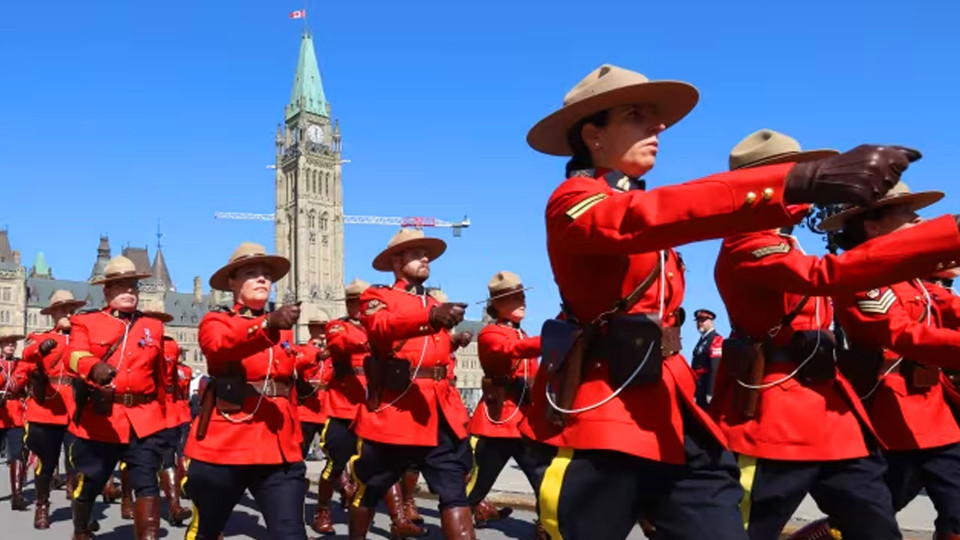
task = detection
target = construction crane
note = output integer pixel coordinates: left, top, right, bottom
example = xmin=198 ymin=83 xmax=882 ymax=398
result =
xmin=214 ymin=212 xmax=472 ymax=237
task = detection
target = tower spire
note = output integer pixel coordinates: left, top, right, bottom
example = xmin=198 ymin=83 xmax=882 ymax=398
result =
xmin=285 ymin=29 xmax=329 ymax=120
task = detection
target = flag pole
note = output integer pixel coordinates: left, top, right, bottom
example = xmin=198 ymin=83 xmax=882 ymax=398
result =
xmin=303 ymin=0 xmax=309 ymax=34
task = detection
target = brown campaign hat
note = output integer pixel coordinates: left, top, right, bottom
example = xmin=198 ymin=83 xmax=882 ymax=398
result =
xmin=0 ymin=327 xmax=25 ymax=343
xmin=527 ymin=64 xmax=699 ymax=156
xmin=819 ymin=181 xmax=944 ymax=232
xmin=307 ymin=319 xmax=328 ymax=327
xmin=487 ymin=271 xmax=532 ymax=301
xmin=139 ymin=299 xmax=174 ymax=323
xmin=345 ymin=278 xmax=370 ymax=298
xmin=428 ymin=289 xmax=449 ymax=303
xmin=729 ymin=129 xmax=838 ymax=171
xmin=40 ymin=289 xmax=87 ymax=315
xmin=372 ymin=229 xmax=446 ymax=272
xmin=209 ymin=242 xmax=291 ymax=291
xmin=91 ymin=256 xmax=152 ymax=285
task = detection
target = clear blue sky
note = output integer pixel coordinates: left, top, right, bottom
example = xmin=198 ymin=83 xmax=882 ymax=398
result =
xmin=1 ymin=1 xmax=957 ymax=354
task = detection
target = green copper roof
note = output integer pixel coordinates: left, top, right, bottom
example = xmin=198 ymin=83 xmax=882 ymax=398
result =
xmin=32 ymin=252 xmax=50 ymax=276
xmin=286 ymin=32 xmax=329 ymax=120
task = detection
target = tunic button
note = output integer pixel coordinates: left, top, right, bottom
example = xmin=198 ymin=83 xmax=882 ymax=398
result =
xmin=745 ymin=192 xmax=757 ymax=204
xmin=667 ymin=272 xmax=675 ymax=278
xmin=936 ymin=263 xmax=945 ymax=270
xmin=762 ymin=187 xmax=774 ymax=200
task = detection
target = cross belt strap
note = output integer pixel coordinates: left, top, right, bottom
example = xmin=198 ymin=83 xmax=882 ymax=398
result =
xmin=412 ymin=366 xmax=448 ymax=381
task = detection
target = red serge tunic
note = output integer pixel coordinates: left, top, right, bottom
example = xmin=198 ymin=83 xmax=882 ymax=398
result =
xmin=66 ymin=310 xmax=167 ymax=444
xmin=520 ymin=165 xmax=810 ymax=464
xmin=161 ymin=337 xmax=185 ymax=430
xmin=468 ymin=321 xmax=541 ymax=438
xmin=296 ymin=340 xmax=330 ymax=425
xmin=352 ymin=281 xmax=470 ymax=446
xmin=0 ymin=356 xmax=31 ymax=428
xmin=836 ymin=279 xmax=960 ymax=451
xmin=22 ymin=329 xmax=75 ymax=426
xmin=176 ymin=363 xmax=193 ymax=425
xmin=323 ymin=317 xmax=369 ymax=421
xmin=712 ymin=217 xmax=960 ymax=461
xmin=184 ymin=304 xmax=302 ymax=465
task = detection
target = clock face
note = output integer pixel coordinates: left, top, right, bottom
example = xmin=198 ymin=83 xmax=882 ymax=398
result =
xmin=307 ymin=124 xmax=324 ymax=143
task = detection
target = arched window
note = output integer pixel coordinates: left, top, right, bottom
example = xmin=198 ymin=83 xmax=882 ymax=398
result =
xmin=325 ymin=173 xmax=330 ymax=197
xmin=320 ymin=212 xmax=329 ymax=232
xmin=308 ymin=210 xmax=316 ymax=229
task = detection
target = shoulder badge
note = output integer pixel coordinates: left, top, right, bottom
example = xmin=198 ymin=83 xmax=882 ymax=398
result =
xmin=857 ymin=288 xmax=897 ymax=315
xmin=364 ymin=298 xmax=385 ymax=316
xmin=327 ymin=324 xmax=345 ymax=335
xmin=565 ymin=193 xmax=608 ymax=220
xmin=750 ymin=243 xmax=791 ymax=259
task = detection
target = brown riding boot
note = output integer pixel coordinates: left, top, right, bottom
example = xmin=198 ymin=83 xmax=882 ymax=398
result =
xmin=401 ymin=470 xmax=424 ymax=524
xmin=177 ymin=456 xmax=190 ymax=499
xmin=134 ymin=495 xmax=161 ymax=540
xmin=101 ymin=478 xmax=122 ymax=503
xmin=9 ymin=460 xmax=27 ymax=510
xmin=384 ymin=482 xmax=426 ymax=538
xmin=71 ymin=499 xmax=97 ymax=540
xmin=348 ymin=506 xmax=374 ymax=540
xmin=311 ymin=476 xmax=336 ymax=535
xmin=65 ymin=471 xmax=77 ymax=500
xmin=534 ymin=519 xmax=549 ymax=540
xmin=786 ymin=518 xmax=840 ymax=540
xmin=33 ymin=474 xmax=52 ymax=529
xmin=160 ymin=468 xmax=192 ymax=526
xmin=338 ymin=468 xmax=357 ymax=508
xmin=934 ymin=533 xmax=960 ymax=540
xmin=119 ymin=468 xmax=133 ymax=519
xmin=473 ymin=498 xmax=512 ymax=528
xmin=441 ymin=506 xmax=477 ymax=540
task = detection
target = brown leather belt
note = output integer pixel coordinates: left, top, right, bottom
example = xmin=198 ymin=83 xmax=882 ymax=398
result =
xmin=109 ymin=392 xmax=157 ymax=407
xmin=413 ymin=366 xmax=448 ymax=381
xmin=247 ymin=379 xmax=293 ymax=398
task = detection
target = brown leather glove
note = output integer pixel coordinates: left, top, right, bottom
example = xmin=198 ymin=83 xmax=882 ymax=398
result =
xmin=452 ymin=331 xmax=473 ymax=349
xmin=784 ymin=145 xmax=921 ymax=205
xmin=89 ymin=362 xmax=117 ymax=386
xmin=430 ymin=303 xmax=467 ymax=330
xmin=266 ymin=304 xmax=301 ymax=330
xmin=38 ymin=339 xmax=58 ymax=356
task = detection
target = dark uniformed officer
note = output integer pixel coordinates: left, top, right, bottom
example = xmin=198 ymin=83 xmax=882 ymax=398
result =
xmin=183 ymin=242 xmax=306 ymax=540
xmin=0 ymin=328 xmax=29 ymax=512
xmin=65 ymin=255 xmax=170 ymax=539
xmin=828 ymin=185 xmax=960 ymax=540
xmin=691 ymin=309 xmax=723 ymax=408
xmin=296 ymin=318 xmax=332 ymax=533
xmin=349 ymin=228 xmax=475 ymax=538
xmin=520 ymin=63 xmax=920 ymax=539
xmin=22 ymin=289 xmax=86 ymax=528
xmin=713 ymin=130 xmax=960 ymax=540
xmin=466 ymin=271 xmax=545 ymax=531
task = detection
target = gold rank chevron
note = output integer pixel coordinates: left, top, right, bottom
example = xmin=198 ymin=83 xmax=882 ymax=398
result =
xmin=857 ymin=289 xmax=897 ymax=315
xmin=565 ymin=193 xmax=608 ymax=220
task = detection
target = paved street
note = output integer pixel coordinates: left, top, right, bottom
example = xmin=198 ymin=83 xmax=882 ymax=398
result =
xmin=0 ymin=457 xmax=938 ymax=538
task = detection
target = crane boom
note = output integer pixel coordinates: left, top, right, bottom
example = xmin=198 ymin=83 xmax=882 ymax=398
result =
xmin=213 ymin=211 xmax=471 ymax=235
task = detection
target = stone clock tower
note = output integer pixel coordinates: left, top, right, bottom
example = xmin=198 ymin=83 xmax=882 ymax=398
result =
xmin=275 ymin=31 xmax=345 ymax=339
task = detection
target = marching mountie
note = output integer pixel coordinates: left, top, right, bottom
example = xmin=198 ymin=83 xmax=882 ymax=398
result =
xmin=65 ymin=255 xmax=169 ymax=539
xmin=296 ymin=318 xmax=333 ymax=533
xmin=22 ymin=289 xmax=86 ymax=527
xmin=174 ymin=348 xmax=193 ymax=492
xmin=349 ymin=228 xmax=475 ymax=539
xmin=519 ymin=63 xmax=919 ymax=539
xmin=183 ymin=242 xmax=307 ymax=540
xmin=139 ymin=299 xmax=193 ymax=527
xmin=712 ymin=130 xmax=960 ymax=540
xmin=690 ymin=309 xmax=723 ymax=408
xmin=0 ymin=327 xmax=30 ymax=511
xmin=827 ymin=185 xmax=960 ymax=540
xmin=466 ymin=271 xmax=544 ymax=529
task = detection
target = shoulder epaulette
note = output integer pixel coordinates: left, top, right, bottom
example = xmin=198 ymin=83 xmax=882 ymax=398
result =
xmin=212 ymin=305 xmax=234 ymax=313
xmin=77 ymin=307 xmax=100 ymax=315
xmin=371 ymin=284 xmax=390 ymax=290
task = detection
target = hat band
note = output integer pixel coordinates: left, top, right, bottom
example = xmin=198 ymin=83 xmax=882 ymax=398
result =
xmin=489 ymin=285 xmax=527 ymax=300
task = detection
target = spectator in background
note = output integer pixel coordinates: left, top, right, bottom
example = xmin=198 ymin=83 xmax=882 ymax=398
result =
xmin=692 ymin=309 xmax=724 ymax=408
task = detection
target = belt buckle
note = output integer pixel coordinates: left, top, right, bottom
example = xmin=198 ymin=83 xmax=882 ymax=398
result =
xmin=264 ymin=379 xmax=276 ymax=396
xmin=433 ymin=368 xmax=443 ymax=382
xmin=121 ymin=393 xmax=134 ymax=407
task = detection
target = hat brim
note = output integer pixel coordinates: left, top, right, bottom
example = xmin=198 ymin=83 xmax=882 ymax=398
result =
xmin=732 ymin=149 xmax=839 ymax=170
xmin=372 ymin=237 xmax=447 ymax=272
xmin=488 ymin=286 xmax=533 ymax=302
xmin=527 ymin=81 xmax=699 ymax=156
xmin=40 ymin=299 xmax=87 ymax=315
xmin=141 ymin=311 xmax=174 ymax=323
xmin=91 ymin=271 xmax=153 ymax=286
xmin=209 ymin=255 xmax=291 ymax=291
xmin=819 ymin=191 xmax=945 ymax=232
xmin=0 ymin=334 xmax=25 ymax=343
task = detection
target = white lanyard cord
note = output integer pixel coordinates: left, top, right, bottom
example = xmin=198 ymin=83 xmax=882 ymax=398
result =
xmin=736 ymin=298 xmax=823 ymax=391
xmin=860 ymin=282 xmax=932 ymax=399
xmin=220 ymin=347 xmax=272 ymax=423
xmin=371 ymin=292 xmax=430 ymax=414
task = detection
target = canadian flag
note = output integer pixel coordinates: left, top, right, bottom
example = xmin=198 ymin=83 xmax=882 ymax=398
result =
xmin=289 ymin=10 xmax=306 ymax=19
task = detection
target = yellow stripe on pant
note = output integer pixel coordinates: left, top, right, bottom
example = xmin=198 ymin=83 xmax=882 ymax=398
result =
xmin=348 ymin=437 xmax=365 ymax=508
xmin=737 ymin=454 xmax=759 ymax=530
xmin=538 ymin=447 xmax=574 ymax=540
xmin=320 ymin=418 xmax=335 ymax=481
xmin=465 ymin=436 xmax=480 ymax=497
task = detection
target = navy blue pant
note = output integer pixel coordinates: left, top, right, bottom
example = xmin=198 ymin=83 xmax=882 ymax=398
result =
xmin=70 ymin=430 xmax=164 ymax=500
xmin=159 ymin=426 xmax=191 ymax=469
xmin=184 ymin=459 xmax=308 ymax=540
xmin=352 ymin=414 xmax=472 ymax=510
xmin=25 ymin=422 xmax=75 ymax=479
xmin=741 ymin=450 xmax=899 ymax=540
xmin=886 ymin=442 xmax=960 ymax=534
xmin=466 ymin=435 xmax=553 ymax=507
xmin=319 ymin=417 xmax=357 ymax=481
xmin=0 ymin=427 xmax=25 ymax=464
xmin=538 ymin=413 xmax=746 ymax=540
